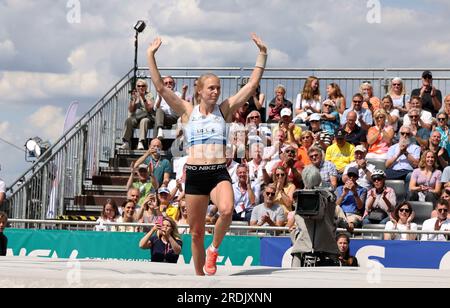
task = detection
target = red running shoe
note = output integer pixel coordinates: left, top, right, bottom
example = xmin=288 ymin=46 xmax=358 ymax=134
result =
xmin=203 ymin=248 xmax=219 ymax=276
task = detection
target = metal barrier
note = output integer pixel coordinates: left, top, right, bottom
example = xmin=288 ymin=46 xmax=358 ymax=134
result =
xmin=5 ymin=69 xmax=136 ymax=220
xmin=145 ymin=67 xmax=450 ymax=111
xmin=7 ymin=219 xmax=450 ymax=241
xmin=6 ymin=67 xmax=450 ymax=220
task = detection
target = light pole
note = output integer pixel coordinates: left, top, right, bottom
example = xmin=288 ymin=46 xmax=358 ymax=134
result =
xmin=132 ymin=20 xmax=147 ymax=90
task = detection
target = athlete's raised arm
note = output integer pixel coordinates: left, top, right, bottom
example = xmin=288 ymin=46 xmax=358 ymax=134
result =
xmin=221 ymin=33 xmax=267 ymax=120
xmin=147 ymin=37 xmax=192 ymax=117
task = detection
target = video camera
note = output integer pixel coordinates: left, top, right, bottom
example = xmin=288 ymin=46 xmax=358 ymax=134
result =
xmin=294 ymin=189 xmax=321 ymax=216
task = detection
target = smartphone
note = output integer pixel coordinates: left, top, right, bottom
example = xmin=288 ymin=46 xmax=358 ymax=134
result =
xmin=156 ymin=216 xmax=163 ymax=226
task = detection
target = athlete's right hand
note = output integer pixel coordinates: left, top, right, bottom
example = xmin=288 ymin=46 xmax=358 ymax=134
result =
xmin=147 ymin=37 xmax=162 ymax=56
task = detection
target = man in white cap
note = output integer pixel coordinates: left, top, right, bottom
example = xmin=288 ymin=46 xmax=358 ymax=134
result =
xmin=342 ymin=145 xmax=376 ymax=190
xmin=158 ymin=186 xmax=180 ymax=221
xmin=273 ymin=107 xmax=302 ymax=145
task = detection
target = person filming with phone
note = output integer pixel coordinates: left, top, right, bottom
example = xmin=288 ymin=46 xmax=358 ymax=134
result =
xmin=139 ymin=216 xmax=182 ymax=263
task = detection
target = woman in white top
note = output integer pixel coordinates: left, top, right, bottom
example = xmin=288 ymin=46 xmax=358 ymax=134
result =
xmin=94 ymin=199 xmax=119 ymax=232
xmin=294 ymin=76 xmax=321 ymax=123
xmin=381 ymin=95 xmax=400 ymax=132
xmin=388 ymin=77 xmax=410 ymax=116
xmin=384 ymin=202 xmax=417 ymax=240
xmin=112 ymin=201 xmax=139 ymax=233
xmin=147 ymin=33 xmax=267 ymax=276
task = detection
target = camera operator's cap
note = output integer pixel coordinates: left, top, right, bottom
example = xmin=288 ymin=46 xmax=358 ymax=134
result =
xmin=335 ymin=128 xmax=346 ymax=139
xmin=347 ymin=167 xmax=359 ymax=177
xmin=280 ymin=108 xmax=292 ymax=117
xmin=310 ymin=113 xmax=321 ymax=121
xmin=354 ymin=145 xmax=367 ymax=153
xmin=158 ymin=187 xmax=170 ymax=194
xmin=422 ymin=70 xmax=433 ymax=78
xmin=138 ymin=164 xmax=148 ymax=171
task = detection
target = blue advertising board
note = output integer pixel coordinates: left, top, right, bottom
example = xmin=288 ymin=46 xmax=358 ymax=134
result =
xmin=260 ymin=237 xmax=450 ymax=270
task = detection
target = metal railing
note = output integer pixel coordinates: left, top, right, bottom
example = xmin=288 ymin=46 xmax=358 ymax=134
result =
xmin=5 ymin=67 xmax=450 ymax=220
xmin=5 ymin=69 xmax=136 ymax=220
xmin=7 ymin=219 xmax=450 ymax=241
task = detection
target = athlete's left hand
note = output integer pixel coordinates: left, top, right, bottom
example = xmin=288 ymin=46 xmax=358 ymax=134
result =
xmin=147 ymin=37 xmax=162 ymax=56
xmin=251 ymin=33 xmax=267 ymax=54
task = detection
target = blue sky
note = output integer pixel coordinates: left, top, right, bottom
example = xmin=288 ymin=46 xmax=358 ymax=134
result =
xmin=1 ymin=0 xmax=450 ymax=185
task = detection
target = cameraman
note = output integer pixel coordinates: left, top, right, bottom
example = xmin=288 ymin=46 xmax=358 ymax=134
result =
xmin=290 ymin=165 xmax=339 ymax=267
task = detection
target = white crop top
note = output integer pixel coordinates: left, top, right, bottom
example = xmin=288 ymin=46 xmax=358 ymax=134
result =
xmin=184 ymin=105 xmax=227 ymax=148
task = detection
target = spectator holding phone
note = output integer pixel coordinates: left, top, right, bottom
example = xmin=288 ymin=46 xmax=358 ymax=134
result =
xmin=126 ymin=162 xmax=158 ymax=207
xmin=139 ymin=216 xmax=182 ymax=263
xmin=137 ymin=193 xmax=162 ymax=233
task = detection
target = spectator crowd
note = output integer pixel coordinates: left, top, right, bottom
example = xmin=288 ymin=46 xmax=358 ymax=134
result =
xmin=99 ymin=71 xmax=450 ymax=242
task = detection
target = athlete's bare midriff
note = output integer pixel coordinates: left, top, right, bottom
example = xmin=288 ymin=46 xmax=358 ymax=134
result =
xmin=186 ymin=144 xmax=227 ymax=165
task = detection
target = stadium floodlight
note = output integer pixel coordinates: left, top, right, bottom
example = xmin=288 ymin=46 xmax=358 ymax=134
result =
xmin=25 ymin=137 xmax=51 ymax=162
xmin=134 ymin=20 xmax=146 ymax=33
xmin=132 ymin=20 xmax=147 ymax=90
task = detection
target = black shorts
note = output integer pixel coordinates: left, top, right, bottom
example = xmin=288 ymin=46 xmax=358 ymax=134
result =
xmin=185 ymin=163 xmax=232 ymax=195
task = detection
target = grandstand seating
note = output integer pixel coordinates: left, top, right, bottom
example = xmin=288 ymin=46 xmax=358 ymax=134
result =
xmin=385 ymin=180 xmax=407 ymax=203
xmin=69 ymin=133 xmax=175 ymax=216
xmin=361 ymin=224 xmax=386 ymax=240
xmin=367 ymin=158 xmax=387 ymax=172
xmin=408 ymin=201 xmax=434 ymax=225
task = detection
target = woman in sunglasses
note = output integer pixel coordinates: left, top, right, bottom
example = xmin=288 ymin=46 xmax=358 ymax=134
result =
xmin=388 ymin=77 xmax=410 ymax=116
xmin=435 ymin=112 xmax=450 ymax=152
xmin=272 ymin=166 xmax=295 ymax=215
xmin=245 ymin=110 xmax=272 ymax=146
xmin=363 ymin=169 xmax=396 ymax=225
xmin=384 ymin=202 xmax=417 ymax=240
xmin=366 ymin=109 xmax=394 ymax=160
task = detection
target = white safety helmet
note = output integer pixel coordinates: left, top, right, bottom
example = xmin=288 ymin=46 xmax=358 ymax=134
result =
xmin=371 ymin=169 xmax=386 ymax=179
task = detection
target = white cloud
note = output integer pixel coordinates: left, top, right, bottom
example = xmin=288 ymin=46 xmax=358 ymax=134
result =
xmin=0 ymin=39 xmax=15 ymax=59
xmin=5 ymin=0 xmax=36 ymax=10
xmin=0 ymin=69 xmax=103 ymax=103
xmin=0 ymin=121 xmax=9 ymax=136
xmin=25 ymin=106 xmax=65 ymax=141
